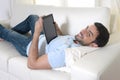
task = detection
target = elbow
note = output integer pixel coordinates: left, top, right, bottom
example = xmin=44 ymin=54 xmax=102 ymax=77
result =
xmin=27 ymin=61 xmax=36 ymax=69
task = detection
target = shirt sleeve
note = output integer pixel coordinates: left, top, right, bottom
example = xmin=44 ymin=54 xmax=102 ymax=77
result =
xmin=47 ymin=50 xmax=65 ymax=68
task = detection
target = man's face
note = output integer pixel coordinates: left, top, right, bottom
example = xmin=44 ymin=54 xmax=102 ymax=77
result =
xmin=75 ymin=24 xmax=99 ymax=46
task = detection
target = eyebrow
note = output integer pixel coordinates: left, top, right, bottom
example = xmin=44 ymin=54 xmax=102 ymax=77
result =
xmin=89 ymin=30 xmax=94 ymax=36
xmin=87 ymin=26 xmax=94 ymax=37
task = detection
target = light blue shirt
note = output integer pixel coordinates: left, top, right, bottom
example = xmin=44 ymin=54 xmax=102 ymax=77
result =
xmin=26 ymin=35 xmax=80 ymax=68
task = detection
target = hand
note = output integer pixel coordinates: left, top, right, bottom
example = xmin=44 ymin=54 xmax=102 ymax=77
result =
xmin=54 ymin=22 xmax=63 ymax=35
xmin=54 ymin=22 xmax=59 ymax=30
xmin=0 ymin=38 xmax=4 ymax=41
xmin=34 ymin=17 xmax=43 ymax=37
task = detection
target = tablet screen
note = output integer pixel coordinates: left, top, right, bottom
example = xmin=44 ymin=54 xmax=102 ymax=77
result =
xmin=42 ymin=14 xmax=57 ymax=44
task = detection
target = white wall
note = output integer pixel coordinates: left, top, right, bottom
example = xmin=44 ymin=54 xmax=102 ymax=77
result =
xmin=0 ymin=0 xmax=10 ymax=20
xmin=0 ymin=0 xmax=33 ymax=20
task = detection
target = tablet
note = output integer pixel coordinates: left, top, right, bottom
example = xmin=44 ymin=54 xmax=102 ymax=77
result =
xmin=42 ymin=14 xmax=57 ymax=44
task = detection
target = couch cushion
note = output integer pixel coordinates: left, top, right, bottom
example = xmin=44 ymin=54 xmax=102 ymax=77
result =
xmin=0 ymin=41 xmax=20 ymax=72
xmin=10 ymin=5 xmax=67 ymax=30
xmin=10 ymin=4 xmax=110 ymax=35
xmin=8 ymin=57 xmax=31 ymax=80
xmin=0 ymin=20 xmax=10 ymax=29
xmin=71 ymin=41 xmax=120 ymax=80
xmin=70 ymin=32 xmax=120 ymax=80
xmin=8 ymin=56 xmax=70 ymax=80
xmin=0 ymin=70 xmax=9 ymax=80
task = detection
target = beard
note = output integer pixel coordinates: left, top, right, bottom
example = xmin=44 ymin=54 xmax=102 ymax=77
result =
xmin=75 ymin=35 xmax=86 ymax=46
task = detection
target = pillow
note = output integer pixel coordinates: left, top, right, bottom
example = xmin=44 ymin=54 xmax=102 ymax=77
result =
xmin=54 ymin=46 xmax=99 ymax=73
xmin=65 ymin=46 xmax=99 ymax=68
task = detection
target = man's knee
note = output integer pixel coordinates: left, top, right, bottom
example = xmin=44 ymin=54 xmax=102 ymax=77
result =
xmin=27 ymin=15 xmax=39 ymax=22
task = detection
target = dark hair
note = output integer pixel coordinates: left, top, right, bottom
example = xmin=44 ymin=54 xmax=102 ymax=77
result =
xmin=94 ymin=22 xmax=110 ymax=47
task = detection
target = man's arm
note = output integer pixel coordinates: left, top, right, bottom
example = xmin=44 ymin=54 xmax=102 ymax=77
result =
xmin=27 ymin=17 xmax=51 ymax=69
xmin=54 ymin=22 xmax=63 ymax=35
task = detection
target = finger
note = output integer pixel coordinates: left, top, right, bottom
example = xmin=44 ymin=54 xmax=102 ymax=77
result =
xmin=40 ymin=15 xmax=46 ymax=18
xmin=0 ymin=38 xmax=4 ymax=41
xmin=53 ymin=21 xmax=57 ymax=24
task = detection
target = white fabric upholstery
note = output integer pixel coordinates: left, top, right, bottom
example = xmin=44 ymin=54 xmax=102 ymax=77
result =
xmin=1 ymin=2 xmax=120 ymax=80
xmin=8 ymin=56 xmax=70 ymax=80
xmin=54 ymin=47 xmax=99 ymax=73
xmin=71 ymin=32 xmax=120 ymax=80
xmin=71 ymin=42 xmax=120 ymax=80
xmin=0 ymin=41 xmax=20 ymax=72
xmin=10 ymin=5 xmax=110 ymax=35
xmin=0 ymin=71 xmax=9 ymax=80
xmin=0 ymin=20 xmax=10 ymax=29
xmin=65 ymin=47 xmax=99 ymax=69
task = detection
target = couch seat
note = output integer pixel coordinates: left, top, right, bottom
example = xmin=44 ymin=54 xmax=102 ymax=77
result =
xmin=8 ymin=56 xmax=70 ymax=80
xmin=0 ymin=41 xmax=20 ymax=72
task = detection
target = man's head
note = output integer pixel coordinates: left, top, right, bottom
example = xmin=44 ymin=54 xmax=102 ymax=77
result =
xmin=75 ymin=22 xmax=110 ymax=47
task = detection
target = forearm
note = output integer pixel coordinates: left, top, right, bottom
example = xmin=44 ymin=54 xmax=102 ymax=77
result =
xmin=54 ymin=22 xmax=63 ymax=35
xmin=27 ymin=17 xmax=51 ymax=69
xmin=28 ymin=17 xmax=42 ymax=67
xmin=28 ymin=34 xmax=39 ymax=66
xmin=56 ymin=27 xmax=63 ymax=35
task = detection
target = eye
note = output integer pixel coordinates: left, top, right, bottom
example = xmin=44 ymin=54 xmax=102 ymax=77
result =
xmin=86 ymin=26 xmax=93 ymax=37
xmin=88 ymin=31 xmax=91 ymax=37
xmin=86 ymin=26 xmax=91 ymax=37
xmin=88 ymin=30 xmax=94 ymax=38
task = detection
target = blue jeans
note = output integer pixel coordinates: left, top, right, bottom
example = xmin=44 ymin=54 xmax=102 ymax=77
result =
xmin=0 ymin=15 xmax=39 ymax=56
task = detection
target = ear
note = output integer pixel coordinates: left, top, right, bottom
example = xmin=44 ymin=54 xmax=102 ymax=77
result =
xmin=89 ymin=43 xmax=98 ymax=47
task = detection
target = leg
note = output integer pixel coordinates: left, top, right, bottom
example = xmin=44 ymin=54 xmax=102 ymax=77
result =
xmin=0 ymin=24 xmax=31 ymax=56
xmin=12 ymin=15 xmax=39 ymax=35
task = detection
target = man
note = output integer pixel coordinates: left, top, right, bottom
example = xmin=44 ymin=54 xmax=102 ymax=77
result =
xmin=0 ymin=15 xmax=109 ymax=69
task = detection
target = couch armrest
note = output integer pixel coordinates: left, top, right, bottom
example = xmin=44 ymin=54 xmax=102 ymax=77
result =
xmin=70 ymin=43 xmax=120 ymax=80
xmin=71 ymin=62 xmax=98 ymax=80
xmin=0 ymin=20 xmax=10 ymax=28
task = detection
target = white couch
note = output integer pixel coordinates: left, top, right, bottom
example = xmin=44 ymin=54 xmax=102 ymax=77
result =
xmin=0 ymin=2 xmax=120 ymax=80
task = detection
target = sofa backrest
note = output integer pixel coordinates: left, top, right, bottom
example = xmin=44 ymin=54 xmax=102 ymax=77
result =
xmin=10 ymin=4 xmax=110 ymax=35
